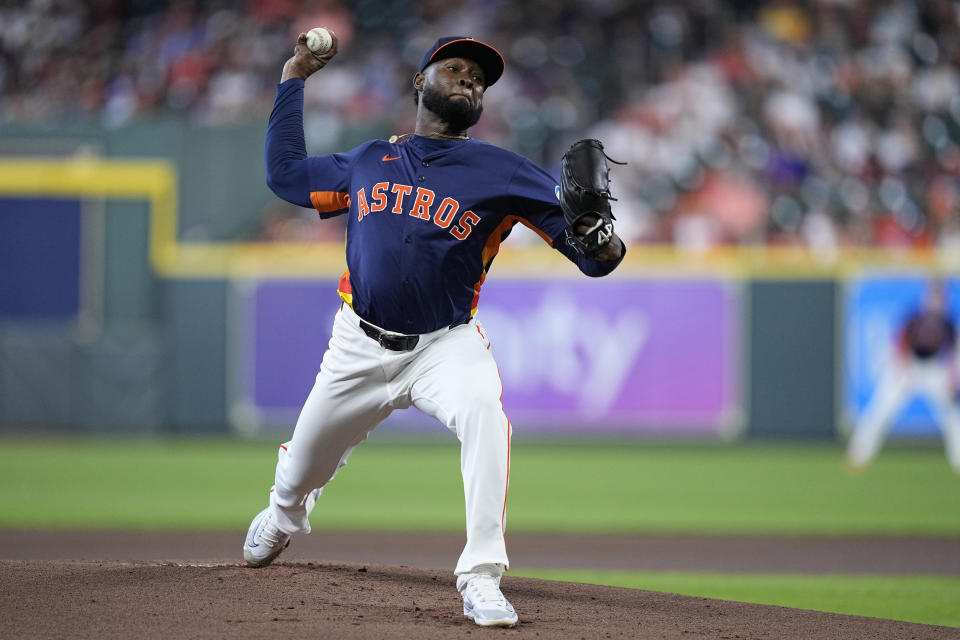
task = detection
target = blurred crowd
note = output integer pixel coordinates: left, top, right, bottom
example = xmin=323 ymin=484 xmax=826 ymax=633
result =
xmin=3 ymin=0 xmax=960 ymax=250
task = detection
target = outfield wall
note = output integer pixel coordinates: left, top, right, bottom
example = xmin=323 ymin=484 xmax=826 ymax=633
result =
xmin=1 ymin=125 xmax=958 ymax=440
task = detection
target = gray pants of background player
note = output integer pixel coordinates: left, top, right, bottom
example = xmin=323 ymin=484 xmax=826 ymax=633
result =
xmin=848 ymin=358 xmax=960 ymax=473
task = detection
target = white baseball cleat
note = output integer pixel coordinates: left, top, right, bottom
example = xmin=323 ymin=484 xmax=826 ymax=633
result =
xmin=243 ymin=507 xmax=291 ymax=567
xmin=458 ymin=565 xmax=518 ymax=627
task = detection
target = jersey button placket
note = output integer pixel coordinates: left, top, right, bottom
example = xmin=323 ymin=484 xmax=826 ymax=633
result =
xmin=403 ymin=156 xmax=428 ymax=330
xmin=400 ymin=277 xmax=413 ymax=331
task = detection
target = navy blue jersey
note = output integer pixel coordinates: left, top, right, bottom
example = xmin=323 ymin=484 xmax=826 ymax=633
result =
xmin=901 ymin=310 xmax=956 ymax=359
xmin=266 ymin=79 xmax=625 ymax=333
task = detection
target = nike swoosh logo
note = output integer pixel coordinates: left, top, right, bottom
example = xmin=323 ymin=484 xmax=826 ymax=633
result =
xmin=382 ymin=154 xmax=402 ymax=162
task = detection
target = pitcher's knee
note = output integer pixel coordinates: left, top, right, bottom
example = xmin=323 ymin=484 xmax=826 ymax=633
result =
xmin=461 ymin=415 xmax=510 ymax=440
xmin=465 ymin=385 xmax=506 ymax=413
xmin=445 ymin=376 xmax=497 ymax=408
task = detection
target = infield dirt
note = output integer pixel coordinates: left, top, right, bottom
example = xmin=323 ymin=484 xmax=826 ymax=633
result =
xmin=2 ymin=532 xmax=959 ymax=639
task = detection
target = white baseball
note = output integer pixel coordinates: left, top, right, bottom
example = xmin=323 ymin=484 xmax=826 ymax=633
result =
xmin=305 ymin=27 xmax=333 ymax=54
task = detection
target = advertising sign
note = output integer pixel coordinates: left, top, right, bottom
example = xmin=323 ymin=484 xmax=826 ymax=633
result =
xmin=234 ymin=277 xmax=741 ymax=436
xmin=844 ymin=275 xmax=960 ymax=437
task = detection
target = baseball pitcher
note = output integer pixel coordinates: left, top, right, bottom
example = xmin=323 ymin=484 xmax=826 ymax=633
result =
xmin=242 ymin=31 xmax=626 ymax=628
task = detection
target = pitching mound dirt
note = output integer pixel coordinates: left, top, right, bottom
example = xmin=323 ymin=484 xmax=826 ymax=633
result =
xmin=2 ymin=560 xmax=957 ymax=640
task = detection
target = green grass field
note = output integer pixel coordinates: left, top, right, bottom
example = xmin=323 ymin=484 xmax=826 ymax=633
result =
xmin=507 ymin=570 xmax=960 ymax=629
xmin=1 ymin=437 xmax=958 ymax=627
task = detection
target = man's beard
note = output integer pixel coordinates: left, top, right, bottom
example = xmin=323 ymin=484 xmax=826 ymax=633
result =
xmin=421 ymin=86 xmax=482 ymax=130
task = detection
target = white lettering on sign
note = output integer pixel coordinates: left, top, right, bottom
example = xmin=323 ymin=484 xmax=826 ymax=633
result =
xmin=478 ymin=288 xmax=649 ymax=415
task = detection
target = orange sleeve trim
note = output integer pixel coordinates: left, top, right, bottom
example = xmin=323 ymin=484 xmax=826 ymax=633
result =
xmin=337 ymin=269 xmax=353 ymax=307
xmin=516 ymin=218 xmax=555 ymax=246
xmin=470 ymin=216 xmax=521 ymax=315
xmin=481 ymin=216 xmax=519 ymax=266
xmin=310 ymin=190 xmax=351 ymax=213
xmin=338 ymin=269 xmax=352 ymax=294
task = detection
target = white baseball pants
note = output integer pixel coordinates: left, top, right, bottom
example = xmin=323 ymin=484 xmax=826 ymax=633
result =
xmin=847 ymin=357 xmax=960 ymax=472
xmin=267 ymin=303 xmax=512 ymax=575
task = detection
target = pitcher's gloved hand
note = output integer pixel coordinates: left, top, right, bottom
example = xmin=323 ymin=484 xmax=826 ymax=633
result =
xmin=559 ymin=138 xmax=625 ymax=260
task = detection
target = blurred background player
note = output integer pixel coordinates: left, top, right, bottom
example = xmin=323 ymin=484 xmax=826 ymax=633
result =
xmin=847 ymin=280 xmax=960 ymax=474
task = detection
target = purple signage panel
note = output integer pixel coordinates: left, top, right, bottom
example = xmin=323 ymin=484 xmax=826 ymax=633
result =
xmin=250 ymin=281 xmax=340 ymax=409
xmin=242 ymin=278 xmax=740 ymax=436
xmin=477 ymin=278 xmax=739 ymax=433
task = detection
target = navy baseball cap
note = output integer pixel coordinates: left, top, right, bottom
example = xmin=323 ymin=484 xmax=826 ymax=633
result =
xmin=419 ymin=36 xmax=505 ymax=87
